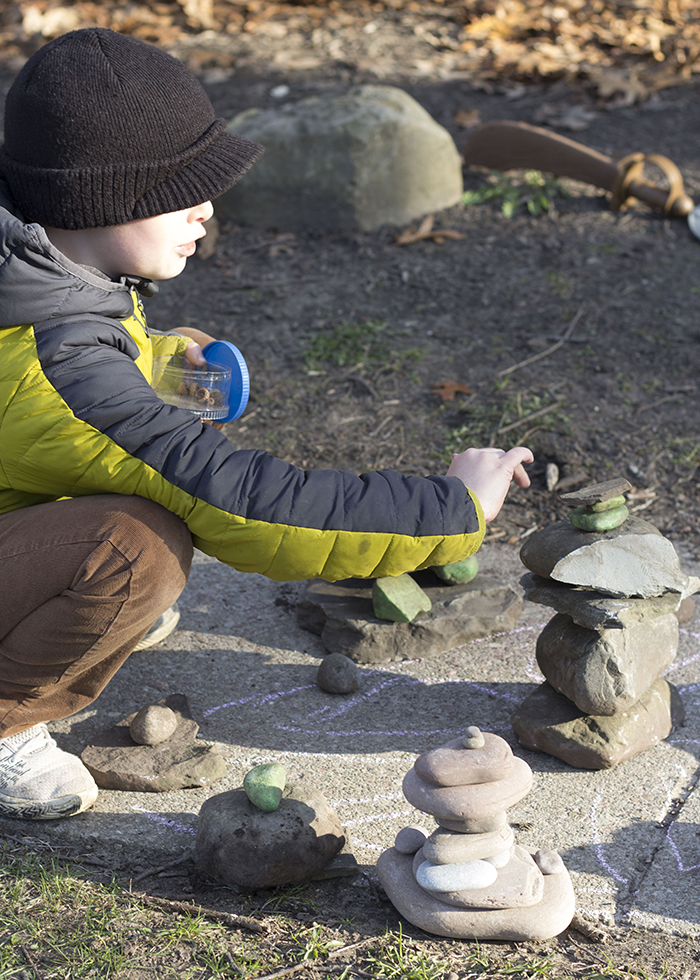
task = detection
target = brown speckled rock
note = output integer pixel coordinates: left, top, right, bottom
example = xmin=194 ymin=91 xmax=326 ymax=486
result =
xmin=129 ymin=704 xmax=179 ymax=745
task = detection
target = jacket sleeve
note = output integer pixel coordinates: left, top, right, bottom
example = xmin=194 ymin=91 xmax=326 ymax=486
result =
xmin=6 ymin=318 xmax=485 ymax=581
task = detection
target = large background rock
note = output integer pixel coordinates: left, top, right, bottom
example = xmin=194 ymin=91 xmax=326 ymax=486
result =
xmin=220 ymin=85 xmax=463 ymax=231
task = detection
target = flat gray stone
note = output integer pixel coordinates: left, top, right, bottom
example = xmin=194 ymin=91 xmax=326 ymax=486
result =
xmin=376 ymin=847 xmax=575 ymax=940
xmin=511 ymin=678 xmax=686 ymax=770
xmin=521 ymin=572 xmax=687 ymax=630
xmin=536 ymin=611 xmax=679 ymax=716
xmin=221 ymin=85 xmax=463 ymax=231
xmin=194 ymin=780 xmax=346 ymax=889
xmin=296 ymin=573 xmax=522 ymax=663
xmin=423 ymin=825 xmax=514 ymax=864
xmin=559 ymin=478 xmax=632 ymax=506
xmin=403 ymin=757 xmax=532 ymax=820
xmin=412 ymin=843 xmax=543 ymax=910
xmin=519 ymin=517 xmax=691 ymax=598
xmin=81 ymin=694 xmax=227 ymax=792
xmin=436 ymin=811 xmax=508 ymax=834
xmin=414 ymin=733 xmax=514 ymax=787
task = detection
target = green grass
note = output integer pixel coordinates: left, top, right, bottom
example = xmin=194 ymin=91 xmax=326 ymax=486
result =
xmin=462 ymin=170 xmax=569 ymax=218
xmin=0 ymin=842 xmax=680 ymax=980
xmin=304 ymin=319 xmax=423 ymax=372
xmin=443 ymin=387 xmax=570 ymax=456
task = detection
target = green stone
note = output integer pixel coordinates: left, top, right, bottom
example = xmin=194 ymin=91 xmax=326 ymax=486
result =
xmin=569 ymin=503 xmax=629 ymax=532
xmin=591 ymin=495 xmax=626 ymax=513
xmin=243 ymin=763 xmax=286 ymax=812
xmin=372 ymin=574 xmax=432 ymax=623
xmin=432 ymin=555 xmax=479 ymax=585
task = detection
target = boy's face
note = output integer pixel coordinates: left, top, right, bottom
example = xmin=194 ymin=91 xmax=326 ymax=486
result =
xmin=99 ymin=201 xmax=215 ymax=280
xmin=45 ymin=201 xmax=214 ymax=281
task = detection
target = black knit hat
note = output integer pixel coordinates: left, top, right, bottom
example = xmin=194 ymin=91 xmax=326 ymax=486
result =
xmin=0 ymin=28 xmax=263 ymax=229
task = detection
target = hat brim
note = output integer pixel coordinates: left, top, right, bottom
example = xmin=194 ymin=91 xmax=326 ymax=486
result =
xmin=133 ymin=127 xmax=264 ymax=220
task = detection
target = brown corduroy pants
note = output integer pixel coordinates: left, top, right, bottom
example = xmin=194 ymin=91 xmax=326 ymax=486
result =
xmin=0 ymin=495 xmax=193 ymax=738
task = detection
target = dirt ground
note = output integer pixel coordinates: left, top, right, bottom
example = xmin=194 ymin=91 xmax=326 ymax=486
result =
xmin=2 ymin=6 xmax=700 ymax=977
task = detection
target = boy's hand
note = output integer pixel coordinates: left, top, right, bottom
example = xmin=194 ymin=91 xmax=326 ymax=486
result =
xmin=184 ymin=341 xmax=206 ymax=367
xmin=446 ymin=446 xmax=534 ymax=523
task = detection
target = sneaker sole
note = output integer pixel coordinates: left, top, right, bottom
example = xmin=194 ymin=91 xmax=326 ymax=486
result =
xmin=133 ymin=604 xmax=181 ymax=651
xmin=0 ymin=784 xmax=98 ymax=821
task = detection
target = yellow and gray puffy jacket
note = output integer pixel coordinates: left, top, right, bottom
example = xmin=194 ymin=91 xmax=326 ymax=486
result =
xmin=0 ymin=184 xmax=484 ymax=581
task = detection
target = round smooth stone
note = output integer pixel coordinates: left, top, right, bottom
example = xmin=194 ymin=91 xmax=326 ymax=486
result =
xmin=317 ymin=652 xmax=359 ymax=694
xmin=568 ymin=503 xmax=628 ymax=532
xmin=462 ymin=726 xmax=485 ymax=749
xmin=243 ymin=762 xmax=286 ymax=812
xmin=433 ymin=555 xmax=479 ymax=585
xmin=534 ymin=849 xmax=566 ymax=875
xmin=436 ymin=811 xmax=507 ymax=834
xmin=414 ymin=734 xmax=513 ymax=788
xmin=484 ymin=849 xmax=511 ymax=869
xmin=416 ymin=857 xmax=497 ymax=894
xmin=395 ymin=826 xmax=429 ymax=855
xmin=129 ymin=704 xmax=178 ymax=746
xmin=591 ymin=495 xmax=626 ymax=513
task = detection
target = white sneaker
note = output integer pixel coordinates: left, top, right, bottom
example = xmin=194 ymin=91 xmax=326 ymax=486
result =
xmin=0 ymin=723 xmax=98 ymax=820
xmin=133 ymin=602 xmax=180 ymax=651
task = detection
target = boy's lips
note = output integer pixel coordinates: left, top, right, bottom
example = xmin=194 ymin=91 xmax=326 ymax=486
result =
xmin=177 ymin=241 xmax=197 ymax=257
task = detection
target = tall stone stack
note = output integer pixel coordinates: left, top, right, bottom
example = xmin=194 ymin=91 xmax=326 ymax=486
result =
xmin=512 ymin=479 xmax=699 ymax=770
xmin=376 ymin=727 xmax=575 ymax=941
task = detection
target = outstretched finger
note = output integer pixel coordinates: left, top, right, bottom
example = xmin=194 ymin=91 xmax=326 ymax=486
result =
xmin=504 ymin=447 xmax=534 ymax=487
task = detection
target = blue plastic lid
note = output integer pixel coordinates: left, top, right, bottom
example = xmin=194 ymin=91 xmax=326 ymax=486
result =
xmin=202 ymin=341 xmax=250 ymax=422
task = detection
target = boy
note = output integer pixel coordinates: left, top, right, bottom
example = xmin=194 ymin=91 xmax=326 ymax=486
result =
xmin=0 ymin=28 xmax=533 ymax=820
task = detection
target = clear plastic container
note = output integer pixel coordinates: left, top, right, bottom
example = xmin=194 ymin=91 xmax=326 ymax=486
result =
xmin=152 ymin=355 xmax=232 ymax=421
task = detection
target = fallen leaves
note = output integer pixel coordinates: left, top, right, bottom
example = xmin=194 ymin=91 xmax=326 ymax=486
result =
xmin=1 ymin=2 xmax=697 ymax=104
xmin=431 ymin=381 xmax=474 ymax=402
xmin=393 ymin=215 xmax=465 ymax=247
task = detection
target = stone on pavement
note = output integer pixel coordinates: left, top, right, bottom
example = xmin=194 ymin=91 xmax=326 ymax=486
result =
xmin=296 ymin=573 xmax=522 ymax=662
xmin=372 ymin=573 xmax=432 ymax=623
xmin=81 ymin=694 xmax=227 ymax=792
xmin=220 ymin=85 xmax=463 ymax=232
xmin=316 ymin=652 xmax=359 ymax=694
xmin=519 ymin=517 xmax=690 ymax=597
xmin=521 ymin=572 xmax=688 ymax=630
xmin=128 ymin=704 xmax=178 ymax=745
xmin=535 ymin=611 xmax=679 ymax=716
xmin=376 ymin=847 xmax=575 ymax=940
xmin=194 ymin=781 xmax=346 ymax=888
xmin=511 ymin=678 xmax=686 ymax=769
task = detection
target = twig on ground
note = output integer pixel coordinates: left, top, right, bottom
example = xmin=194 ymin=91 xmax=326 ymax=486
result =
xmin=636 ymin=393 xmax=682 ymax=415
xmin=255 ymin=938 xmax=378 ymax=980
xmin=19 ymin=943 xmax=45 ymax=980
xmin=496 ymin=401 xmax=563 ymax=435
xmin=496 ymin=305 xmax=584 ymax=377
xmin=130 ymin=852 xmax=192 ymax=884
xmin=127 ymin=890 xmax=266 ymax=934
xmin=569 ymin=911 xmax=609 ymax=942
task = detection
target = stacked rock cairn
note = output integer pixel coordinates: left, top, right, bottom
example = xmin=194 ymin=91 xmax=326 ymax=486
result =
xmin=376 ymin=726 xmax=575 ymax=940
xmin=512 ymin=478 xmax=699 ymax=770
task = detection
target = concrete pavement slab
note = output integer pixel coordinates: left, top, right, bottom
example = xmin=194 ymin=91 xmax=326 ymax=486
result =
xmin=2 ymin=543 xmax=699 ymax=938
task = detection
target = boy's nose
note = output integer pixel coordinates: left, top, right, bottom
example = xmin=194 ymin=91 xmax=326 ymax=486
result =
xmin=194 ymin=201 xmax=214 ymax=222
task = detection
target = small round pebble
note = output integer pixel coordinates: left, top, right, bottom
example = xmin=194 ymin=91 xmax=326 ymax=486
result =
xmin=534 ymin=848 xmax=566 ymax=875
xmin=129 ymin=704 xmax=178 ymax=745
xmin=394 ymin=825 xmax=429 ymax=854
xmin=461 ymin=726 xmax=485 ymax=749
xmin=317 ymin=653 xmax=359 ymax=694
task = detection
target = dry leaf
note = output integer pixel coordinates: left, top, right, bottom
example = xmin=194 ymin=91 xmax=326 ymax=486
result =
xmin=454 ymin=108 xmax=481 ymax=128
xmin=431 ymin=381 xmax=474 ymax=402
xmin=393 ymin=216 xmax=465 ymax=247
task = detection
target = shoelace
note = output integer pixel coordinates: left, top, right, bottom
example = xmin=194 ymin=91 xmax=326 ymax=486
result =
xmin=2 ymin=725 xmax=53 ymax=761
